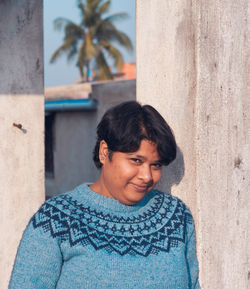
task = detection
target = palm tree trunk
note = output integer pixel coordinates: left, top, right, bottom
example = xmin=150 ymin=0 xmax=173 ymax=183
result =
xmin=86 ymin=61 xmax=90 ymax=82
xmin=78 ymin=64 xmax=85 ymax=83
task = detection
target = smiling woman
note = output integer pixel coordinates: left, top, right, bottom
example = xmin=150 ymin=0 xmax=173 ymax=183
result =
xmin=9 ymin=101 xmax=200 ymax=288
xmin=90 ymin=101 xmax=176 ymax=205
xmin=92 ymin=139 xmax=162 ymax=205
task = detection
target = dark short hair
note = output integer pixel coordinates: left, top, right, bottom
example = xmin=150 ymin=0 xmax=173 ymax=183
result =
xmin=93 ymin=101 xmax=176 ymax=168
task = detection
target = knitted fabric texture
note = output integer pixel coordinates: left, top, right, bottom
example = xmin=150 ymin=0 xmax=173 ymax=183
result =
xmin=9 ymin=183 xmax=200 ymax=289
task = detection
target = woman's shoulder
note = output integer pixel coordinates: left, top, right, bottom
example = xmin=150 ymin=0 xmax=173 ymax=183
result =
xmin=150 ymin=188 xmax=193 ymax=215
xmin=149 ymin=188 xmax=196 ymax=240
xmin=40 ymin=183 xmax=89 ymax=210
xmin=149 ymin=188 xmax=195 ymax=230
xmin=41 ymin=182 xmax=89 ymax=206
xmin=31 ymin=184 xmax=87 ymax=228
xmin=26 ymin=184 xmax=89 ymax=244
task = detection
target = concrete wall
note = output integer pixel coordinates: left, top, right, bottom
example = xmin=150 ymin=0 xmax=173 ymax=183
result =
xmin=137 ymin=1 xmax=249 ymax=288
xmin=0 ymin=1 xmax=44 ymax=287
xmin=92 ymin=79 xmax=136 ymax=124
xmin=196 ymin=1 xmax=249 ymax=288
xmin=137 ymin=0 xmax=198 ymax=213
xmin=46 ymin=110 xmax=98 ymax=196
xmin=46 ymin=80 xmax=136 ymax=197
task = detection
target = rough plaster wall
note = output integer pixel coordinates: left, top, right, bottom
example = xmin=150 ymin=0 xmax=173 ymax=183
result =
xmin=137 ymin=0 xmax=249 ymax=288
xmin=136 ymin=0 xmax=197 ymax=213
xmin=196 ymin=1 xmax=249 ymax=288
xmin=0 ymin=0 xmax=44 ymax=287
xmin=0 ymin=0 xmax=43 ymax=94
xmin=0 ymin=96 xmax=44 ymax=287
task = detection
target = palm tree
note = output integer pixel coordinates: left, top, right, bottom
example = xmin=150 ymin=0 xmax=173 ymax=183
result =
xmin=50 ymin=0 xmax=133 ymax=82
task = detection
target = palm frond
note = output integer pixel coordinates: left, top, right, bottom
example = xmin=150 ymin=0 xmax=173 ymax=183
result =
xmin=87 ymin=0 xmax=102 ymax=11
xmin=104 ymin=12 xmax=129 ymax=23
xmin=84 ymin=0 xmax=102 ymax=27
xmin=97 ymin=0 xmax=111 ymax=15
xmin=77 ymin=41 xmax=87 ymax=79
xmin=110 ymin=30 xmax=133 ymax=51
xmin=50 ymin=39 xmax=77 ymax=63
xmin=51 ymin=21 xmax=85 ymax=64
xmin=96 ymin=21 xmax=133 ymax=51
xmin=99 ymin=40 xmax=124 ymax=69
xmin=78 ymin=2 xmax=86 ymax=27
xmin=95 ymin=51 xmax=113 ymax=80
xmin=64 ymin=23 xmax=85 ymax=39
xmin=78 ymin=2 xmax=86 ymax=15
xmin=53 ymin=17 xmax=73 ymax=31
xmin=67 ymin=44 xmax=78 ymax=62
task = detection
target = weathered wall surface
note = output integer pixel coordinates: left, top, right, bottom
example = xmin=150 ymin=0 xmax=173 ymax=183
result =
xmin=137 ymin=1 xmax=249 ymax=288
xmin=46 ymin=80 xmax=136 ymax=197
xmin=196 ymin=1 xmax=249 ymax=288
xmin=0 ymin=1 xmax=44 ymax=287
xmin=92 ymin=79 xmax=136 ymax=124
xmin=136 ymin=0 xmax=198 ymax=214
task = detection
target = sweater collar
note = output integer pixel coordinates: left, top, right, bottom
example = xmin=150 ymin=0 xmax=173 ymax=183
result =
xmin=73 ymin=183 xmax=155 ymax=214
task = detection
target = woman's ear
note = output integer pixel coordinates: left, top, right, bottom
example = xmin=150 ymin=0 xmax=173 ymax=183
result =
xmin=99 ymin=140 xmax=109 ymax=165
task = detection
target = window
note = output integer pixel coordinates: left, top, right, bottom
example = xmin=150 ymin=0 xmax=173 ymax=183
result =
xmin=45 ymin=113 xmax=55 ymax=178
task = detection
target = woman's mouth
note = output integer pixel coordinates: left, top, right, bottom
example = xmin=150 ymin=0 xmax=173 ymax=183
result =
xmin=130 ymin=183 xmax=150 ymax=192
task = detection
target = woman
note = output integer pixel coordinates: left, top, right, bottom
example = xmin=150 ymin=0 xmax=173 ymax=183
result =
xmin=9 ymin=101 xmax=200 ymax=288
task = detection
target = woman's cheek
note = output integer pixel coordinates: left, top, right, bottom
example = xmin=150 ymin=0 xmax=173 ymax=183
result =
xmin=154 ymin=170 xmax=162 ymax=183
xmin=120 ymin=162 xmax=136 ymax=176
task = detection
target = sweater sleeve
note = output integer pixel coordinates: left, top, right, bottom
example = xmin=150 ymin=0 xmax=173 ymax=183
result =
xmin=9 ymin=217 xmax=63 ymax=289
xmin=185 ymin=213 xmax=201 ymax=289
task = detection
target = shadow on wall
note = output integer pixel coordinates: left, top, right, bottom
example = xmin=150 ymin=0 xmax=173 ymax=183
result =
xmin=156 ymin=145 xmax=185 ymax=194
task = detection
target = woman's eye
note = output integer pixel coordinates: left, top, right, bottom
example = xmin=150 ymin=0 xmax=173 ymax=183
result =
xmin=152 ymin=163 xmax=162 ymax=169
xmin=131 ymin=158 xmax=142 ymax=164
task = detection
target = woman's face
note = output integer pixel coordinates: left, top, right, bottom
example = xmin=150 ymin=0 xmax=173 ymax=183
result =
xmin=95 ymin=139 xmax=162 ymax=205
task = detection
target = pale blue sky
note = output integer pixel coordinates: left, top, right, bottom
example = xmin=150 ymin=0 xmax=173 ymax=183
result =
xmin=44 ymin=0 xmax=136 ymax=87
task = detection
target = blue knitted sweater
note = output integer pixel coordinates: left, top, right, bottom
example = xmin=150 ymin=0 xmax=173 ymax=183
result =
xmin=9 ymin=183 xmax=200 ymax=289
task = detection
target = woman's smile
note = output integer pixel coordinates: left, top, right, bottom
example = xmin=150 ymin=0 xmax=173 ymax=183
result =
xmin=129 ymin=182 xmax=151 ymax=192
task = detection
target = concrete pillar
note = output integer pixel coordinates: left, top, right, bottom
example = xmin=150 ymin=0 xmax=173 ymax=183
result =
xmin=0 ymin=1 xmax=44 ymax=287
xmin=195 ymin=1 xmax=249 ymax=288
xmin=136 ymin=1 xmax=249 ymax=288
xmin=137 ymin=0 xmax=198 ymax=214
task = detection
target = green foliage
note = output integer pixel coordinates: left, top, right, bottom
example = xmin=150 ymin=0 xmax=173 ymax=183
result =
xmin=50 ymin=0 xmax=133 ymax=82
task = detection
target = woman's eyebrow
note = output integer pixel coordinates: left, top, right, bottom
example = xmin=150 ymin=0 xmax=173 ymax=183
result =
xmin=127 ymin=153 xmax=146 ymax=159
xmin=127 ymin=153 xmax=161 ymax=163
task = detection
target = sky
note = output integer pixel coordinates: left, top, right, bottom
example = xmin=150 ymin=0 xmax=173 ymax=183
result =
xmin=44 ymin=0 xmax=136 ymax=87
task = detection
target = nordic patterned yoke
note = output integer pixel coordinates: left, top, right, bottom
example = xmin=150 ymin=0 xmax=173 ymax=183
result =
xmin=9 ymin=183 xmax=200 ymax=289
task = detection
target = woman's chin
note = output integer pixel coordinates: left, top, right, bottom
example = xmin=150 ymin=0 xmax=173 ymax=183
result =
xmin=120 ymin=191 xmax=148 ymax=206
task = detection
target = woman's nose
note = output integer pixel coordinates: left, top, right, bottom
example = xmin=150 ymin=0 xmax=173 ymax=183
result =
xmin=138 ymin=165 xmax=153 ymax=183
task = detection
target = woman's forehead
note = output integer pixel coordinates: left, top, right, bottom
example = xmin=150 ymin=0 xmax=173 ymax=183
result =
xmin=121 ymin=140 xmax=160 ymax=160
